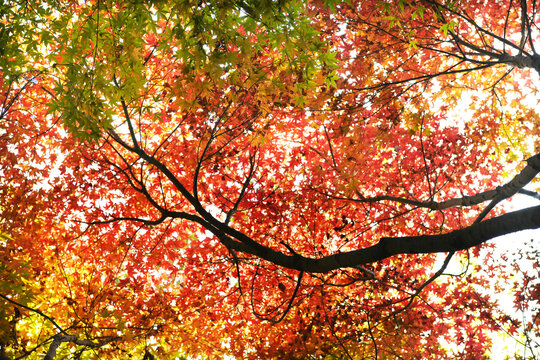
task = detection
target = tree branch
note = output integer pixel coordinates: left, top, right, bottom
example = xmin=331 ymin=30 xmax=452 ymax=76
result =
xmin=0 ymin=294 xmax=68 ymax=336
xmin=45 ymin=334 xmax=121 ymax=360
xmin=334 ymin=153 xmax=540 ymax=211
xmin=222 ymin=205 xmax=540 ymax=273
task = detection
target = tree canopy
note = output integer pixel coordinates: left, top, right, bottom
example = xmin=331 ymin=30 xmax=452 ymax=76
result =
xmin=1 ymin=0 xmax=540 ymax=358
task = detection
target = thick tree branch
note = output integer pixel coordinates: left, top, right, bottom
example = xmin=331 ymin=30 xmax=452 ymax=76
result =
xmin=107 ymin=128 xmax=540 ymax=275
xmin=221 ymin=205 xmax=540 ymax=273
xmin=45 ymin=334 xmax=121 ymax=360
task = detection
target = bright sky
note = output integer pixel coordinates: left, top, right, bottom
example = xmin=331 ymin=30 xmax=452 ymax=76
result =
xmin=488 ymin=186 xmax=540 ymax=359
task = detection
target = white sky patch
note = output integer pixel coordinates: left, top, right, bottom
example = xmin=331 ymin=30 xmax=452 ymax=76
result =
xmin=487 ymin=186 xmax=540 ymax=359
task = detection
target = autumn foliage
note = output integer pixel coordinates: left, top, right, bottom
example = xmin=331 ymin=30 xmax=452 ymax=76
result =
xmin=1 ymin=0 xmax=540 ymax=359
